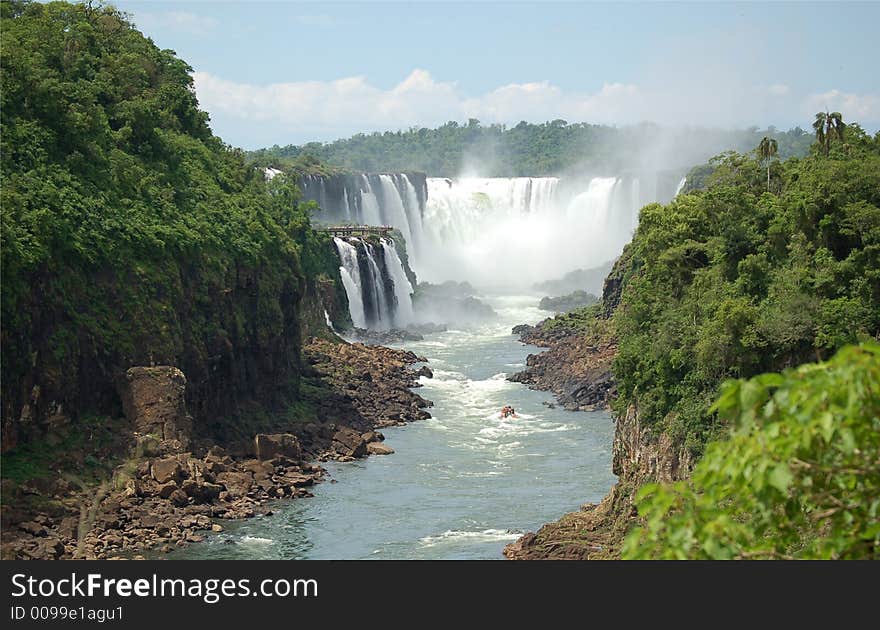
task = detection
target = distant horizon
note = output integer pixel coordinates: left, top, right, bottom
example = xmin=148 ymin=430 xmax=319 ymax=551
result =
xmin=110 ymin=1 xmax=880 ymax=150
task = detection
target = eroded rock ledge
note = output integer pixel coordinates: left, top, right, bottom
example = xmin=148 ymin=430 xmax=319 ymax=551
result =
xmin=508 ymin=322 xmax=616 ymax=411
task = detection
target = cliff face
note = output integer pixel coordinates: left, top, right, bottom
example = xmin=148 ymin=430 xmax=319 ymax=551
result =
xmin=504 ymin=402 xmax=694 ymax=560
xmin=613 ymin=404 xmax=694 ymax=484
xmin=2 ymin=257 xmax=306 ymax=452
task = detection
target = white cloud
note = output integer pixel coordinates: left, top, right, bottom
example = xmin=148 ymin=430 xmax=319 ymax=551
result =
xmin=194 ymin=69 xmax=655 ymax=139
xmin=803 ymin=89 xmax=880 ymax=121
xmin=136 ymin=11 xmax=218 ymax=35
xmin=191 ymin=69 xmax=880 ymax=145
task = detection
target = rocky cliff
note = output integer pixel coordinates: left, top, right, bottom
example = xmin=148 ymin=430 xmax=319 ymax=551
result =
xmin=508 ymin=324 xmax=616 ymax=411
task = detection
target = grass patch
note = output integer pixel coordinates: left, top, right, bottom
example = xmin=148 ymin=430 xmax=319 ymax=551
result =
xmin=1 ymin=415 xmax=123 ymax=486
xmin=542 ymin=303 xmax=614 ymax=343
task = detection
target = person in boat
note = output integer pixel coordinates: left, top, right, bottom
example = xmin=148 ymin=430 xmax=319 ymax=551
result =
xmin=500 ymin=406 xmax=518 ymax=419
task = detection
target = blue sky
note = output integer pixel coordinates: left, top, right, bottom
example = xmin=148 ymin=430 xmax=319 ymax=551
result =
xmin=112 ymin=1 xmax=880 ymax=149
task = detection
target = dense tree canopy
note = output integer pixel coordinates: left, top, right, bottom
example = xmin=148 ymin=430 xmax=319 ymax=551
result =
xmin=0 ymin=1 xmax=328 ymax=440
xmin=611 ymin=123 xmax=880 ymax=456
xmin=249 ymin=119 xmax=814 ymax=177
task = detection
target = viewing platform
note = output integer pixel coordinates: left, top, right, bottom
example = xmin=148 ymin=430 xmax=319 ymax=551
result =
xmin=319 ymin=225 xmax=395 ymax=238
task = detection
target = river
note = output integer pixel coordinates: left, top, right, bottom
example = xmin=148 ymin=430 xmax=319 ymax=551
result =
xmin=172 ymin=294 xmax=616 ymax=559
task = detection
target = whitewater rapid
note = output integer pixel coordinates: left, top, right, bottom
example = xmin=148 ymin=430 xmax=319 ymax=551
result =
xmin=171 ymin=294 xmax=616 ymax=559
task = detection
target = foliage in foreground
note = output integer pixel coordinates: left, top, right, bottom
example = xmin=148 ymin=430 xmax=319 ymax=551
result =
xmin=624 ymin=342 xmax=880 ymax=559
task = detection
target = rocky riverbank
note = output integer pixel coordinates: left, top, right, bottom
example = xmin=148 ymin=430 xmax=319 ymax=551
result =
xmin=507 ymin=321 xmax=616 ymax=411
xmin=1 ymin=337 xmax=433 ymax=560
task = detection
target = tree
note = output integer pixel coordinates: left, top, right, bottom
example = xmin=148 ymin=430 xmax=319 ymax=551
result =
xmin=756 ymin=136 xmax=778 ymax=191
xmin=813 ymin=111 xmax=847 ymax=155
xmin=624 ymin=342 xmax=880 ymax=560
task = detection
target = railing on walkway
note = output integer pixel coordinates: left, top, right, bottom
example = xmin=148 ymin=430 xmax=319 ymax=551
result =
xmin=318 ymin=225 xmax=394 ymax=238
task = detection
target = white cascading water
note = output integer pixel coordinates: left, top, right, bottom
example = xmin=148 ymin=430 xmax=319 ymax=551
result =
xmin=378 ymin=175 xmax=416 ymax=255
xmin=380 ymin=238 xmax=414 ymax=326
xmin=333 ymin=238 xmax=367 ymax=328
xmin=320 ymin=172 xmax=680 ymax=295
xmin=417 ymin=176 xmax=641 ymax=287
xmin=360 ymin=187 xmax=383 ymax=226
xmin=362 ymin=242 xmax=389 ymax=328
xmin=400 ymin=176 xmax=425 ymax=267
xmin=334 ymin=236 xmax=414 ymax=331
xmin=674 ymin=176 xmax=687 ymax=196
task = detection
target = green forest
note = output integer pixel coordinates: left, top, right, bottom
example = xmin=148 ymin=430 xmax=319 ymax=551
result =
xmin=1 ymin=0 xmax=330 ymax=446
xmin=249 ymin=119 xmax=814 ymax=177
xmin=547 ymin=119 xmax=880 ymax=558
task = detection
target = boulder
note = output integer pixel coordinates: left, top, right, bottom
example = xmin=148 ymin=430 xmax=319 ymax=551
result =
xmin=216 ymin=471 xmax=254 ymax=499
xmin=180 ymin=479 xmax=222 ymax=503
xmin=241 ymin=459 xmax=275 ymax=479
xmin=332 ymin=426 xmax=368 ymax=458
xmin=117 ymin=366 xmax=193 ymax=450
xmin=151 ymin=457 xmax=185 ymax=485
xmin=367 ymin=442 xmax=395 ymax=455
xmin=168 ymin=489 xmax=189 ymax=508
xmin=19 ymin=521 xmax=48 ymax=537
xmin=277 ymin=472 xmax=315 ymax=488
xmin=254 ymin=433 xmax=303 ymax=462
xmin=360 ymin=431 xmax=381 ymax=443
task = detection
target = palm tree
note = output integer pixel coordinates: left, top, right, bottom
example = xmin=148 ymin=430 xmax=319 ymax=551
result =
xmin=757 ymin=136 xmax=778 ymax=191
xmin=813 ymin=111 xmax=847 ymax=155
xmin=812 ymin=112 xmax=826 ymax=152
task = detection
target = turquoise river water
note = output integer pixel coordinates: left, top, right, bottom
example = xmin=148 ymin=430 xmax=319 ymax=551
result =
xmin=173 ymin=294 xmax=616 ymax=559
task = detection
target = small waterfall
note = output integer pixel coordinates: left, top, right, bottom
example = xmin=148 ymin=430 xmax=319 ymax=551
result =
xmin=333 ymin=238 xmax=366 ymax=329
xmin=334 ymin=235 xmax=415 ymax=331
xmin=362 ymin=242 xmax=392 ymax=329
xmin=674 ymin=176 xmax=687 ymax=196
xmin=381 ymin=238 xmax=414 ymax=326
xmin=378 ymin=175 xmax=415 ymax=251
xmin=360 ymin=175 xmax=383 ymax=226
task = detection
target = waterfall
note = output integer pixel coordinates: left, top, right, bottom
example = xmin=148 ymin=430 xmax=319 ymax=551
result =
xmin=675 ymin=176 xmax=687 ymax=196
xmin=333 ymin=238 xmax=366 ymax=329
xmin=318 ymin=171 xmax=670 ymax=289
xmin=362 ymin=242 xmax=392 ymax=328
xmin=381 ymin=238 xmax=414 ymax=326
xmin=377 ymin=175 xmax=415 ymax=253
xmin=334 ymin=235 xmax=415 ymax=331
xmin=416 ymin=175 xmax=645 ymax=287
